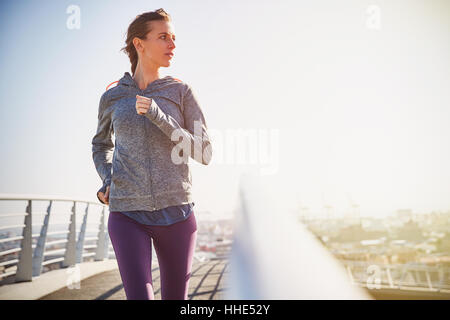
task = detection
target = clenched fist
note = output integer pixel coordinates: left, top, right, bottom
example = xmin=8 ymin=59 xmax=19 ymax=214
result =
xmin=98 ymin=186 xmax=110 ymax=205
xmin=136 ymin=95 xmax=152 ymax=115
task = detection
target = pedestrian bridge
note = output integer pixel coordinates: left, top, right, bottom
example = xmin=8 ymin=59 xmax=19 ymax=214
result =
xmin=0 ymin=175 xmax=449 ymax=300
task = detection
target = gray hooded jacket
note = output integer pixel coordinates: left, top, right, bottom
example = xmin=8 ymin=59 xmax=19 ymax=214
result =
xmin=92 ymin=72 xmax=212 ymax=212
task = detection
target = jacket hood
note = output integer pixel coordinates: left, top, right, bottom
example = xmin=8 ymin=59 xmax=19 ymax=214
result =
xmin=117 ymin=72 xmax=180 ymax=93
xmin=105 ymin=71 xmax=185 ymax=110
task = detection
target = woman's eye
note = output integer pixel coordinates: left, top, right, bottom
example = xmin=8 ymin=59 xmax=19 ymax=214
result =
xmin=161 ymin=35 xmax=175 ymax=41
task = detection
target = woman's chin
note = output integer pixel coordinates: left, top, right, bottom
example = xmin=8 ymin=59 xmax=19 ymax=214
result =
xmin=162 ymin=57 xmax=173 ymax=67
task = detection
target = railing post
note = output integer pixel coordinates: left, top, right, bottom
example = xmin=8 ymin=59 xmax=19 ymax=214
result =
xmin=15 ymin=200 xmax=33 ymax=282
xmin=346 ymin=264 xmax=355 ymax=285
xmin=415 ymin=270 xmax=421 ymax=286
xmin=32 ymin=200 xmax=52 ymax=276
xmin=400 ymin=266 xmax=416 ymax=287
xmin=95 ymin=206 xmax=106 ymax=261
xmin=63 ymin=201 xmax=77 ymax=267
xmin=438 ymin=266 xmax=446 ymax=290
xmin=425 ymin=270 xmax=433 ymax=290
xmin=103 ymin=231 xmax=111 ymax=259
xmin=386 ymin=266 xmax=394 ymax=288
xmin=76 ymin=203 xmax=89 ymax=263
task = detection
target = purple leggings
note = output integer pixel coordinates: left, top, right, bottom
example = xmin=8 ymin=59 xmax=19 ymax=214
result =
xmin=107 ymin=210 xmax=197 ymax=300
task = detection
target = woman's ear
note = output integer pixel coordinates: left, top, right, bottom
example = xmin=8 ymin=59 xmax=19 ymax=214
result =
xmin=133 ymin=37 xmax=143 ymax=52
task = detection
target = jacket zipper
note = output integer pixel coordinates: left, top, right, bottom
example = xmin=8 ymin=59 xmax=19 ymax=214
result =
xmin=139 ymin=88 xmax=155 ymax=210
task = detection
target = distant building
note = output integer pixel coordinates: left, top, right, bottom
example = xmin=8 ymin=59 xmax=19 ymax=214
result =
xmin=393 ymin=220 xmax=426 ymax=242
xmin=330 ymin=224 xmax=386 ymax=243
xmin=395 ymin=209 xmax=413 ymax=224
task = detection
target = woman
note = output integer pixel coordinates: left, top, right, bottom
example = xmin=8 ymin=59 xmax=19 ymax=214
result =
xmin=91 ymin=8 xmax=213 ymax=300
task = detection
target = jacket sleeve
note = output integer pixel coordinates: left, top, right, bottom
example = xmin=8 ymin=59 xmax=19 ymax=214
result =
xmin=91 ymin=93 xmax=114 ymax=203
xmin=144 ymin=84 xmax=213 ymax=165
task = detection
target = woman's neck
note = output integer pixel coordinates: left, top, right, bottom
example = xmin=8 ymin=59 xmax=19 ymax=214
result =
xmin=133 ymin=61 xmax=161 ymax=90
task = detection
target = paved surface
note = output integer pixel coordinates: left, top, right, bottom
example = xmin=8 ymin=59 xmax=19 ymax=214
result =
xmin=39 ymin=257 xmax=230 ymax=300
xmin=0 ymin=260 xmax=119 ymax=300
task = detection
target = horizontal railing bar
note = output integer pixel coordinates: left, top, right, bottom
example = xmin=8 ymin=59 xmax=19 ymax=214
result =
xmin=45 ymin=239 xmax=68 ymax=246
xmin=83 ymin=237 xmax=99 ymax=242
xmin=346 ymin=273 xmax=448 ymax=283
xmin=46 ymin=231 xmax=69 ymax=236
xmin=0 ymin=212 xmax=47 ymax=218
xmin=353 ymin=280 xmax=440 ymax=288
xmin=42 ymin=257 xmax=65 ymax=266
xmin=29 ymin=211 xmax=49 ymax=216
xmin=352 ymin=282 xmax=450 ymax=292
xmin=82 ymin=252 xmax=96 ymax=258
xmin=43 ymin=249 xmax=65 ymax=256
xmin=0 ymin=259 xmax=19 ymax=267
xmin=0 ymin=270 xmax=17 ymax=279
xmin=76 ymin=229 xmax=99 ymax=234
xmin=82 ymin=245 xmax=97 ymax=250
xmin=342 ymin=260 xmax=447 ymax=269
xmin=85 ymin=229 xmax=100 ymax=233
xmin=0 ymin=247 xmax=21 ymax=256
xmin=0 ymin=224 xmax=25 ymax=231
xmin=0 ymin=213 xmax=27 ymax=218
xmin=343 ymin=262 xmax=448 ymax=273
xmin=0 ymin=193 xmax=103 ymax=205
xmin=0 ymin=236 xmax=23 ymax=244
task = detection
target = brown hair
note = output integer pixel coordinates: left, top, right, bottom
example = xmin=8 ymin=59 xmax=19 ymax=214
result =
xmin=121 ymin=8 xmax=172 ymax=75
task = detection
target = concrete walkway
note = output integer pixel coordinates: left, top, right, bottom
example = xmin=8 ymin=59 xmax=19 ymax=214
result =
xmin=39 ymin=257 xmax=230 ymax=300
xmin=0 ymin=259 xmax=119 ymax=300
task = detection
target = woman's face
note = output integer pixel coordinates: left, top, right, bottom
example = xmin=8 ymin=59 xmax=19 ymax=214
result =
xmin=135 ymin=20 xmax=176 ymax=68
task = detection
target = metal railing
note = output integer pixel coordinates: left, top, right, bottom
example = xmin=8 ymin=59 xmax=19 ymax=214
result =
xmin=341 ymin=260 xmax=450 ymax=292
xmin=0 ymin=194 xmax=111 ymax=284
xmin=2 ymin=190 xmax=447 ymax=298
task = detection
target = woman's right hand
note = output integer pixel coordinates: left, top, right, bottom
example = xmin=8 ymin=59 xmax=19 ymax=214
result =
xmin=98 ymin=186 xmax=110 ymax=205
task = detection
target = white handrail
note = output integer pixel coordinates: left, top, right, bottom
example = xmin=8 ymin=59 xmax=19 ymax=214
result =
xmin=225 ymin=174 xmax=373 ymax=299
xmin=0 ymin=194 xmax=100 ymax=205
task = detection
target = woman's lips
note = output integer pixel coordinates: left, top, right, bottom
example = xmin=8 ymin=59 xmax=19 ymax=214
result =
xmin=165 ymin=53 xmax=174 ymax=58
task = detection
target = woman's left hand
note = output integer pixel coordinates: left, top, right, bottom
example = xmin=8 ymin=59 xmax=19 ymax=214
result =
xmin=136 ymin=95 xmax=152 ymax=115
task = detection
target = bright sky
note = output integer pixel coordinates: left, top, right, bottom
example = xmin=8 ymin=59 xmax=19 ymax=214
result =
xmin=0 ymin=0 xmax=449 ymax=219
